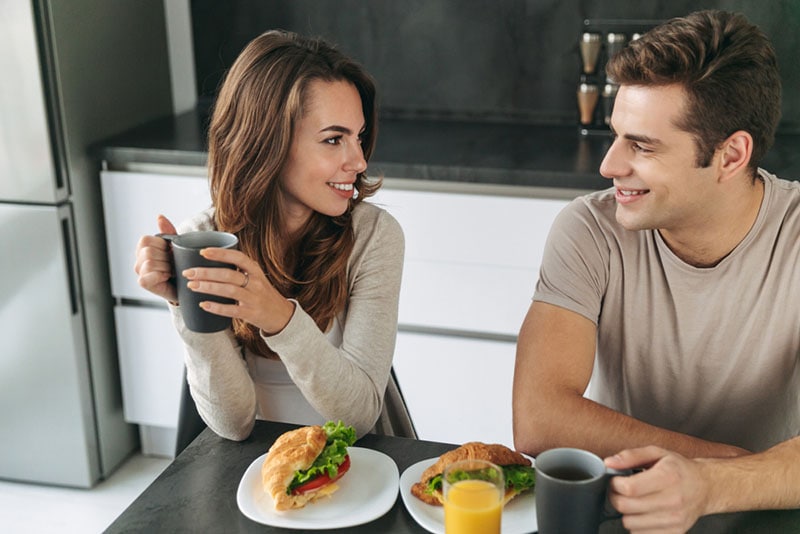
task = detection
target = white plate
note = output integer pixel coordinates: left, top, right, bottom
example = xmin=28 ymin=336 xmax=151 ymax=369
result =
xmin=399 ymin=457 xmax=538 ymax=534
xmin=237 ymin=446 xmax=399 ymax=529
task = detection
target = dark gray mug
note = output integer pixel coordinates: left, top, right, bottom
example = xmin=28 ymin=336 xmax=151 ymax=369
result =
xmin=535 ymin=447 xmax=631 ymax=533
xmin=160 ymin=231 xmax=238 ymax=333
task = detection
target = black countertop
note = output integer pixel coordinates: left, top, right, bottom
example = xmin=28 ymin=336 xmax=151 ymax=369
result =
xmin=96 ymin=107 xmax=800 ymax=194
xmin=106 ymin=420 xmax=800 ymax=533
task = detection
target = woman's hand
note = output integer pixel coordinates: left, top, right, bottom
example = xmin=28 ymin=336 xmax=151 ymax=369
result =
xmin=182 ymin=246 xmax=295 ymax=335
xmin=134 ymin=215 xmax=179 ymax=303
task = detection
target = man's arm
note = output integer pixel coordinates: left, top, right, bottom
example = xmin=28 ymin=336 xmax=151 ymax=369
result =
xmin=512 ymin=301 xmax=748 ymax=459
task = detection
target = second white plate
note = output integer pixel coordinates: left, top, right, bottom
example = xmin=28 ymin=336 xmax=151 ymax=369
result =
xmin=399 ymin=457 xmax=538 ymax=534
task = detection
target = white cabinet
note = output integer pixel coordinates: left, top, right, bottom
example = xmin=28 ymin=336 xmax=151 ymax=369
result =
xmin=372 ymin=188 xmax=568 ymax=336
xmin=393 ymin=331 xmax=517 ymax=447
xmin=372 ymin=187 xmax=569 ymax=445
xmin=101 ymin=168 xmax=210 ymax=457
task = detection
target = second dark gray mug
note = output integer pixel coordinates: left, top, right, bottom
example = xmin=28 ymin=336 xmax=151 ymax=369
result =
xmin=535 ymin=447 xmax=631 ymax=533
xmin=161 ymin=231 xmax=239 ymax=333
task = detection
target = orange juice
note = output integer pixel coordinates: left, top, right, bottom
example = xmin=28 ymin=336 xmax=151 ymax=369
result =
xmin=444 ymin=479 xmax=502 ymax=534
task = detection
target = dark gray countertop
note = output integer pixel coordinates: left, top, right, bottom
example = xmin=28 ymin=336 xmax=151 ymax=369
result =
xmin=105 ymin=420 xmax=800 ymax=533
xmin=95 ymin=107 xmax=799 ymax=194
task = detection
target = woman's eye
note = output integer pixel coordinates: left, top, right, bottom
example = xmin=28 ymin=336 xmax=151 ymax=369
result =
xmin=325 ymin=136 xmax=342 ymax=145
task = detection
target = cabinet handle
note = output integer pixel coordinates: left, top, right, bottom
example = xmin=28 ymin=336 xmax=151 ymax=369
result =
xmin=61 ymin=216 xmax=79 ymax=315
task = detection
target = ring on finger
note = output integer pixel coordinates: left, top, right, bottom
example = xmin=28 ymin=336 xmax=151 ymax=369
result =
xmin=240 ymin=271 xmax=249 ymax=288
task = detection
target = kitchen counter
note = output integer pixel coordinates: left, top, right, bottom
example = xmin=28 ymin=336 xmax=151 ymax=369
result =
xmin=96 ymin=107 xmax=800 ymax=196
xmin=106 ymin=420 xmax=800 ymax=533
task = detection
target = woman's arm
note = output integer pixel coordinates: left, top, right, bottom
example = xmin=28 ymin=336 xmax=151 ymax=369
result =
xmin=174 ymin=317 xmax=258 ymax=441
xmin=263 ymin=208 xmax=404 ymax=437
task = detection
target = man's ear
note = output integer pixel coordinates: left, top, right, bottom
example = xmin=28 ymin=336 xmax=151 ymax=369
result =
xmin=717 ymin=130 xmax=753 ymax=182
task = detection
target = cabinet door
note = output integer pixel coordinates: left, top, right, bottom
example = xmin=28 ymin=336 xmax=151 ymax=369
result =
xmin=115 ymin=306 xmax=185 ymax=428
xmin=372 ymin=188 xmax=569 ymax=336
xmin=392 ymin=331 xmax=516 ymax=447
xmin=100 ymin=170 xmax=211 ymax=300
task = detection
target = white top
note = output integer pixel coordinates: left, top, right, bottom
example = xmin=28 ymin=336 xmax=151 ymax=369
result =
xmin=244 ymin=318 xmax=341 ymax=427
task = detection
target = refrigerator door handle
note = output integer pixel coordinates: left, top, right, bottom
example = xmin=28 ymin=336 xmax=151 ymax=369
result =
xmin=61 ymin=215 xmax=79 ymax=315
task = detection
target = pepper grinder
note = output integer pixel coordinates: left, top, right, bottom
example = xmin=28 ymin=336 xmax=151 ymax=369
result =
xmin=580 ymin=32 xmax=602 ymax=75
xmin=577 ymin=83 xmax=600 ymax=126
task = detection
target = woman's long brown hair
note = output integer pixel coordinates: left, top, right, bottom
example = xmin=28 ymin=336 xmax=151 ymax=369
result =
xmin=207 ymin=30 xmax=381 ymax=357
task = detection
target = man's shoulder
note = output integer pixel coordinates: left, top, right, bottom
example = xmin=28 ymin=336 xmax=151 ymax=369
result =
xmin=575 ymin=187 xmax=618 ymax=213
xmin=557 ymin=187 xmax=621 ymax=231
xmin=762 ymin=169 xmax=800 ymax=196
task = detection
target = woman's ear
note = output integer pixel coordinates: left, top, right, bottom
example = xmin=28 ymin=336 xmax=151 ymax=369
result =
xmin=717 ymin=130 xmax=753 ymax=182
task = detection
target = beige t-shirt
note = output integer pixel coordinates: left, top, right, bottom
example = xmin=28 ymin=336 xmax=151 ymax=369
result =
xmin=534 ymin=170 xmax=800 ymax=452
xmin=171 ymin=201 xmax=404 ymax=440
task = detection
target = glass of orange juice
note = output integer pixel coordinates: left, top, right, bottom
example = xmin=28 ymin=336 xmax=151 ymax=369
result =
xmin=443 ymin=459 xmax=505 ymax=534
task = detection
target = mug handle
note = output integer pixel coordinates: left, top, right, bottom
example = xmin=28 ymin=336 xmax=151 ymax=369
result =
xmin=602 ymin=468 xmax=637 ymax=520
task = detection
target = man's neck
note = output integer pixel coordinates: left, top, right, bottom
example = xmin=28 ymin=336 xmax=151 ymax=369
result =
xmin=660 ymin=175 xmax=765 ymax=268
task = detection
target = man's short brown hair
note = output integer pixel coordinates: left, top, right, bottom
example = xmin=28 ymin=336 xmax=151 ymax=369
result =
xmin=605 ymin=10 xmax=782 ymax=174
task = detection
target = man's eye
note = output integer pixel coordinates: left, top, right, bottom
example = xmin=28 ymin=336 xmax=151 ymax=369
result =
xmin=633 ymin=143 xmax=652 ymax=153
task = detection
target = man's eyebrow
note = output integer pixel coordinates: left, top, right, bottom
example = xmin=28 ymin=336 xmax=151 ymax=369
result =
xmin=609 ymin=126 xmax=662 ymax=146
xmin=623 ymin=133 xmax=662 ymax=146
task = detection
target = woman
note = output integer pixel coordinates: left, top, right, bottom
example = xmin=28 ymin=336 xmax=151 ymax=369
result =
xmin=134 ymin=30 xmax=405 ymax=440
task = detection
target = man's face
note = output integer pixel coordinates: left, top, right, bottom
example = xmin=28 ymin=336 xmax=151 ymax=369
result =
xmin=599 ymin=84 xmax=719 ymax=237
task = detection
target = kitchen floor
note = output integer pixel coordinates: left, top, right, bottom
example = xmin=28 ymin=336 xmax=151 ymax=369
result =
xmin=0 ymin=452 xmax=170 ymax=533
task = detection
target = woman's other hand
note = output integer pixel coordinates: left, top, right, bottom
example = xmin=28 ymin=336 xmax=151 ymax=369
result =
xmin=134 ymin=215 xmax=178 ymax=303
xmin=183 ymin=246 xmax=295 ymax=335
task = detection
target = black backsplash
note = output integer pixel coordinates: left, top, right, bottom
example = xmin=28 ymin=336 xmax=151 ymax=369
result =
xmin=190 ymin=0 xmax=800 ymax=131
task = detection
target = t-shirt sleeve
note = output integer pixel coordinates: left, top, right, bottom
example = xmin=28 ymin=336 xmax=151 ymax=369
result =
xmin=533 ymin=197 xmax=610 ymax=324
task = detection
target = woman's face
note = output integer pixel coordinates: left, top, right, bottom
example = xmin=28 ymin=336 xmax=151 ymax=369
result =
xmin=279 ymin=79 xmax=367 ymax=234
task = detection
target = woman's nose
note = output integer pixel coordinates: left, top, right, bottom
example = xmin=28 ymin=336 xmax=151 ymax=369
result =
xmin=344 ymin=141 xmax=367 ymax=174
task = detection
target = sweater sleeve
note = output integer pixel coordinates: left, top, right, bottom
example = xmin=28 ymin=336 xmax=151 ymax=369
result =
xmin=170 ymin=208 xmax=257 ymax=441
xmin=262 ymin=206 xmax=405 ymax=438
xmin=172 ymin=309 xmax=258 ymax=441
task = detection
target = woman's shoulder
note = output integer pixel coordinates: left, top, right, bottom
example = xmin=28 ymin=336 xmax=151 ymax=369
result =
xmin=351 ymin=200 xmax=404 ymax=245
xmin=352 ymin=201 xmax=401 ymax=231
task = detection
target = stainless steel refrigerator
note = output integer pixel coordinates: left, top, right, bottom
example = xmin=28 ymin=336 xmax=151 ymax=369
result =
xmin=0 ymin=0 xmax=173 ymax=487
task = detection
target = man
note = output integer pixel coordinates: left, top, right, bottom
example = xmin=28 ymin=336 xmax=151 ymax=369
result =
xmin=513 ymin=10 xmax=800 ymax=532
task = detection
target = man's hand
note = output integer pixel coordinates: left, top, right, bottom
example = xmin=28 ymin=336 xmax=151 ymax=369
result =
xmin=605 ymin=446 xmax=712 ymax=533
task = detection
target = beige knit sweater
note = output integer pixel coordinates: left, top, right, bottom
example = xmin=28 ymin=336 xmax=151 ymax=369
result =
xmin=170 ymin=201 xmax=404 ymax=440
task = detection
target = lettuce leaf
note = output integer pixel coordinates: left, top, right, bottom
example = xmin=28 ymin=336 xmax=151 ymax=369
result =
xmin=503 ymin=465 xmax=536 ymax=492
xmin=425 ymin=465 xmax=536 ymax=494
xmin=287 ymin=421 xmax=357 ymax=493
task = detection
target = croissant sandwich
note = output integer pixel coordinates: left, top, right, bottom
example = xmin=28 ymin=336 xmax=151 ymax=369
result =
xmin=261 ymin=421 xmax=357 ymax=510
xmin=411 ymin=442 xmax=536 ymax=506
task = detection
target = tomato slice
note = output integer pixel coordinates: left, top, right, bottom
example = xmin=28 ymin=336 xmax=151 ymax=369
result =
xmin=291 ymin=455 xmax=351 ymax=495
